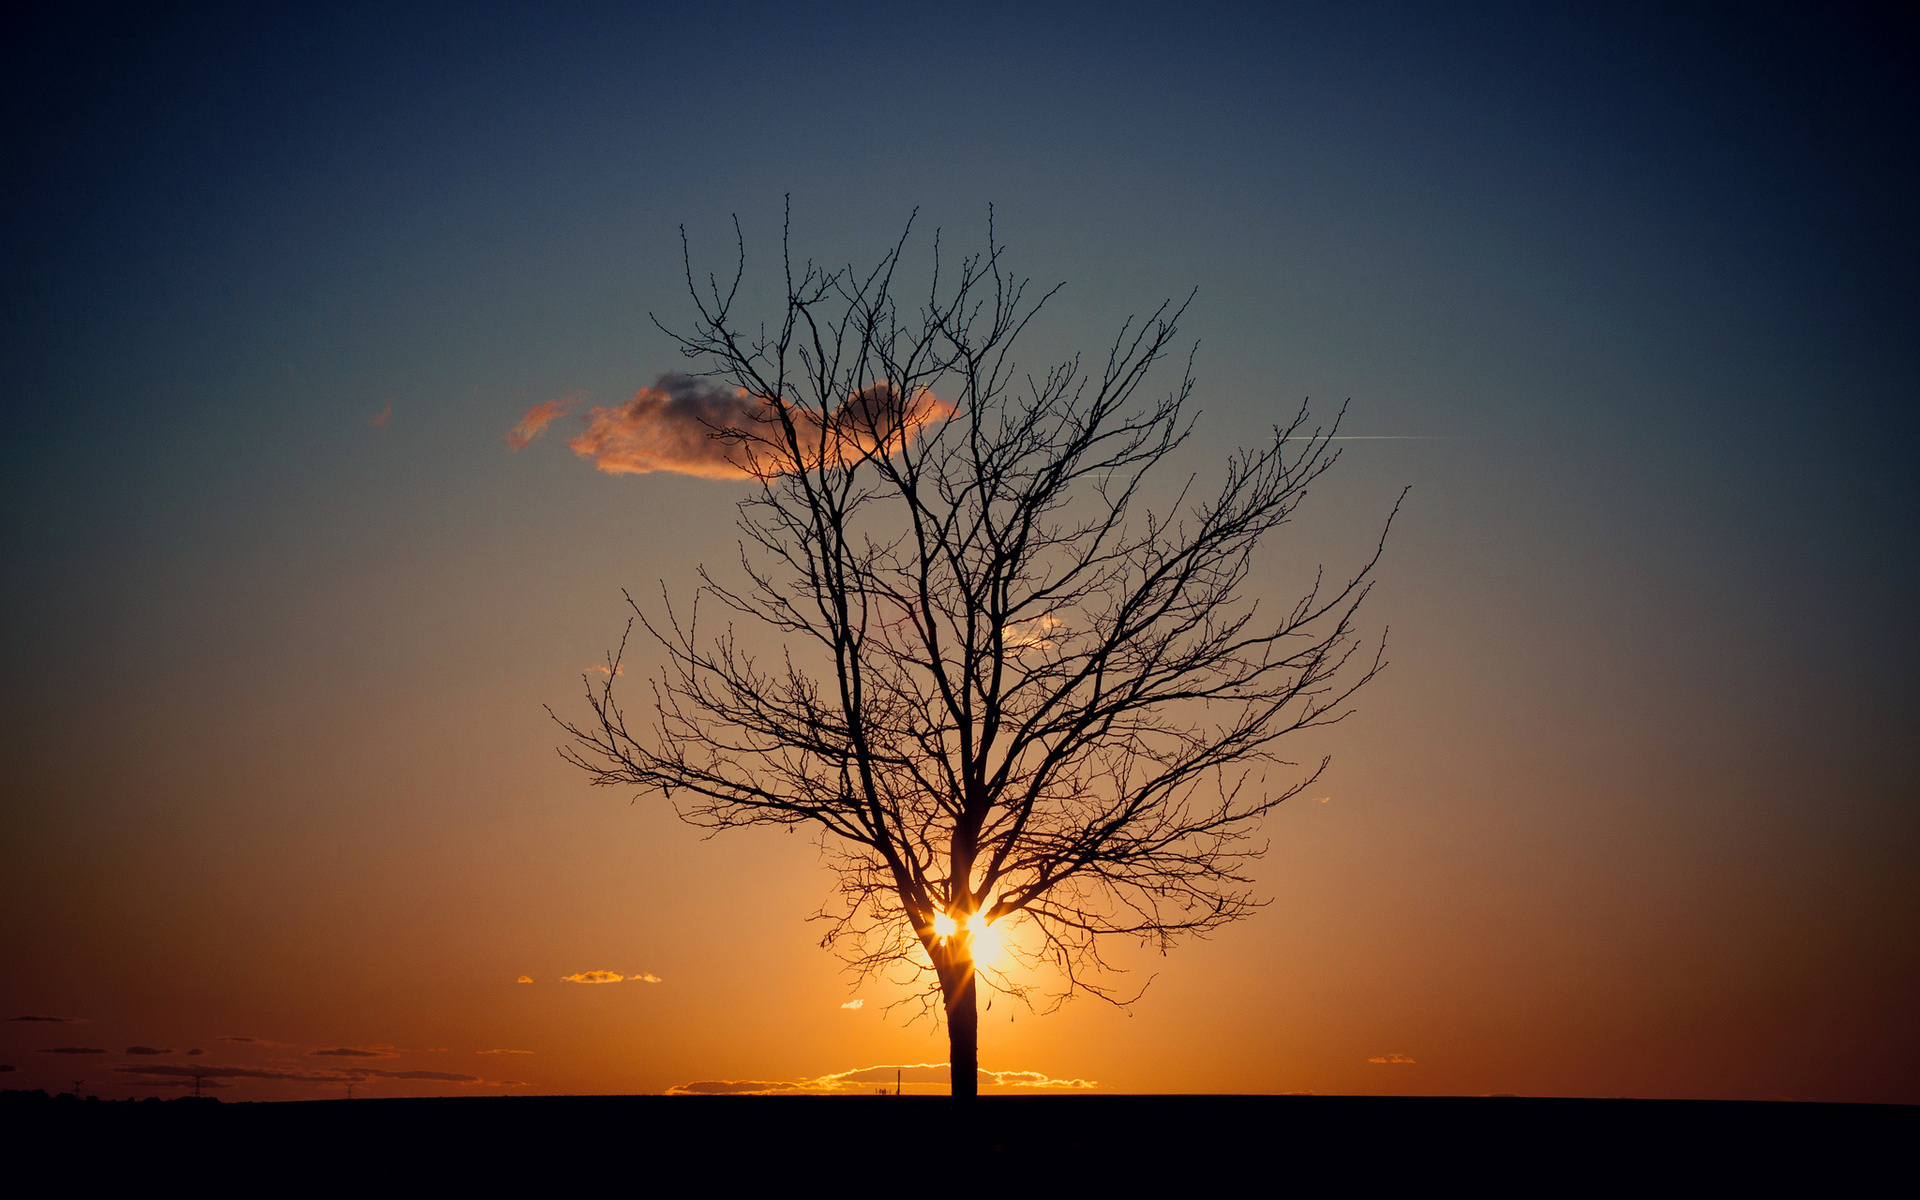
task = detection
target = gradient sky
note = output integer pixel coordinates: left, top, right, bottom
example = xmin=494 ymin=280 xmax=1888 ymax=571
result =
xmin=3 ymin=2 xmax=1914 ymax=1103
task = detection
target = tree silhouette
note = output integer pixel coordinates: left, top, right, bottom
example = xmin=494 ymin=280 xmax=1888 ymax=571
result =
xmin=555 ymin=207 xmax=1399 ymax=1099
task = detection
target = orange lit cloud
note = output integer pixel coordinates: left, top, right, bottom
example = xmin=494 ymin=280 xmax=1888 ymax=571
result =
xmin=560 ymin=970 xmax=660 ymax=984
xmin=567 ymin=374 xmax=949 ymax=479
xmin=367 ymin=400 xmax=393 ymax=429
xmin=477 ymin=1048 xmax=533 ymax=1055
xmin=1368 ymin=1053 xmax=1417 ymax=1064
xmin=666 ymin=1062 xmax=1096 ymax=1095
xmin=505 ymin=397 xmax=572 ymax=450
xmin=839 ymin=999 xmax=865 ymax=1010
xmin=516 ymin=975 xmax=533 ymax=984
xmin=1004 ymin=613 xmax=1063 ymax=651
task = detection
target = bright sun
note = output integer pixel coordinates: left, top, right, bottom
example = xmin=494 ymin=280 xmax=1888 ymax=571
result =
xmin=930 ymin=910 xmax=1003 ymax=964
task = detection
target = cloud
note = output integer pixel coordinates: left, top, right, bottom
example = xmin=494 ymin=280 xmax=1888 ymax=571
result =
xmin=310 ymin=1047 xmax=394 ymax=1058
xmin=1004 ymin=614 xmax=1063 ymax=651
xmin=124 ymin=1047 xmax=172 ymax=1055
xmin=586 ymin=663 xmax=624 ymax=677
xmin=115 ymin=1065 xmax=343 ymax=1083
xmin=367 ymin=400 xmax=393 ymax=429
xmin=516 ymin=975 xmax=533 ymax=984
xmin=0 ymin=1065 xmax=15 ymax=1072
xmin=1368 ymin=1054 xmax=1417 ymax=1065
xmin=477 ymin=1049 xmax=534 ymax=1055
xmin=187 ymin=1048 xmax=205 ymax=1056
xmin=840 ymin=999 xmax=865 ymax=1010
xmin=40 ymin=1047 xmax=107 ymax=1054
xmin=980 ymin=1068 xmax=1099 ymax=1089
xmin=358 ymin=1069 xmax=480 ymax=1083
xmin=11 ymin=1015 xmax=79 ymax=1022
xmin=218 ymin=1036 xmax=256 ymax=1043
xmin=560 ymin=971 xmax=659 ymax=984
xmin=568 ymin=374 xmax=949 ymax=479
xmin=667 ymin=1062 xmax=1096 ymax=1096
xmin=505 ymin=397 xmax=572 ymax=450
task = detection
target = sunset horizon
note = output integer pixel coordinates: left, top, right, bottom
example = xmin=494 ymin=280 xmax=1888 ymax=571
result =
xmin=4 ymin=2 xmax=1915 ymax=1116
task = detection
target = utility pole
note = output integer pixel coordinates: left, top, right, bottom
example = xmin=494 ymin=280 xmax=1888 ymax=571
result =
xmin=70 ymin=1079 xmax=84 ymax=1098
xmin=895 ymin=1068 xmax=901 ymax=1097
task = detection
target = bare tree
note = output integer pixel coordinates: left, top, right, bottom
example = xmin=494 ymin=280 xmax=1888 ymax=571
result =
xmin=555 ymin=207 xmax=1400 ymax=1100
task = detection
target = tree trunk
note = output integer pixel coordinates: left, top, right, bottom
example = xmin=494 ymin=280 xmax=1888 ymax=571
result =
xmin=947 ymin=963 xmax=978 ymax=1101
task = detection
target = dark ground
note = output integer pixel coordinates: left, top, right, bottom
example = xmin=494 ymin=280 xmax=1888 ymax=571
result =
xmin=4 ymin=1090 xmax=1909 ymax=1187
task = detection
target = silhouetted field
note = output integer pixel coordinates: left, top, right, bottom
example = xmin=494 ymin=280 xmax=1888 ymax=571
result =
xmin=5 ymin=1090 xmax=1908 ymax=1185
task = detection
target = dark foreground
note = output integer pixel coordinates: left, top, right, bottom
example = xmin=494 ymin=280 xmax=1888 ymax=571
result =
xmin=5 ymin=1090 xmax=1909 ymax=1186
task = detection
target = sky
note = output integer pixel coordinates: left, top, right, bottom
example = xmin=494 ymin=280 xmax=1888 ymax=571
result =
xmin=2 ymin=1 xmax=1915 ymax=1103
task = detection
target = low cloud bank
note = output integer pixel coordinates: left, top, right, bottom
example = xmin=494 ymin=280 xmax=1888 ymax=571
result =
xmin=667 ymin=1062 xmax=1096 ymax=1096
xmin=116 ymin=1063 xmax=503 ymax=1087
xmin=310 ymin=1047 xmax=393 ymax=1058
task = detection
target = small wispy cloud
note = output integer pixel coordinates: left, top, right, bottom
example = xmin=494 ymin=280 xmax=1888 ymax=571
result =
xmin=586 ymin=663 xmax=625 ymax=677
xmin=124 ymin=1047 xmax=172 ymax=1055
xmin=367 ymin=400 xmax=393 ymax=429
xmin=1368 ymin=1054 xmax=1417 ymax=1065
xmin=839 ymin=999 xmax=865 ymax=1010
xmin=560 ymin=970 xmax=659 ymax=984
xmin=477 ymin=1049 xmax=534 ymax=1055
xmin=516 ymin=975 xmax=534 ymax=984
xmin=219 ymin=1036 xmax=257 ymax=1043
xmin=40 ymin=1046 xmax=107 ymax=1054
xmin=11 ymin=1015 xmax=81 ymax=1022
xmin=506 ymin=397 xmax=573 ymax=450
